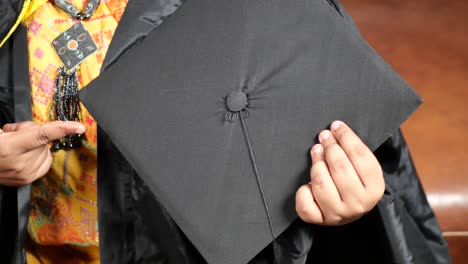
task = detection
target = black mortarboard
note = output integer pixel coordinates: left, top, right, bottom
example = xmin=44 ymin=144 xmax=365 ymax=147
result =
xmin=79 ymin=0 xmax=422 ymax=263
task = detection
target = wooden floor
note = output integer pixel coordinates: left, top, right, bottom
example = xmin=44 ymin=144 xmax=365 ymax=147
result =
xmin=340 ymin=0 xmax=468 ymax=262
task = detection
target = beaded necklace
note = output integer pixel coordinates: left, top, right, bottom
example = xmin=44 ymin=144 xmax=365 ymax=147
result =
xmin=49 ymin=0 xmax=100 ymax=151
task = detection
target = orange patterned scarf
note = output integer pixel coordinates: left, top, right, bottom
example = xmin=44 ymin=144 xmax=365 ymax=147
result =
xmin=23 ymin=0 xmax=128 ymax=246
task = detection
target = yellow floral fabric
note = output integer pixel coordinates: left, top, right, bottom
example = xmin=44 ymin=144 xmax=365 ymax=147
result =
xmin=23 ymin=0 xmax=128 ymax=246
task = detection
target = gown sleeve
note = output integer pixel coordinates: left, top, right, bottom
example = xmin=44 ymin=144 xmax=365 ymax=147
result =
xmin=375 ymin=130 xmax=451 ymax=264
xmin=0 ymin=40 xmax=14 ymax=127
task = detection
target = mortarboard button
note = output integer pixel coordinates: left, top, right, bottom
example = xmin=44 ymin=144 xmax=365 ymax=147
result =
xmin=226 ymin=90 xmax=248 ymax=112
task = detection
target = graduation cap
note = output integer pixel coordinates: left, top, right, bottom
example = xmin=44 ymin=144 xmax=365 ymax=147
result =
xmin=79 ymin=0 xmax=422 ymax=263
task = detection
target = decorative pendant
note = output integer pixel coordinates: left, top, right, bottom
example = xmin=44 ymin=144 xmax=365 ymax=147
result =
xmin=49 ymin=22 xmax=97 ymax=151
xmin=52 ymin=22 xmax=97 ymax=70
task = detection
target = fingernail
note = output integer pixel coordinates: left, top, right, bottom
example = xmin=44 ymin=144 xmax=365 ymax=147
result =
xmin=331 ymin=121 xmax=341 ymax=131
xmin=75 ymin=125 xmax=86 ymax=134
xmin=312 ymin=145 xmax=323 ymax=155
xmin=319 ymin=131 xmax=330 ymax=142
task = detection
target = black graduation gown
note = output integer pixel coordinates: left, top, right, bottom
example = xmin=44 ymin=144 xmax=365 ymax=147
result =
xmin=0 ymin=0 xmax=451 ymax=263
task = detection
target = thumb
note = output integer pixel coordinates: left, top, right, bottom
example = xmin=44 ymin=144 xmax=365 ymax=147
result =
xmin=13 ymin=121 xmax=86 ymax=152
xmin=295 ymin=184 xmax=324 ymax=224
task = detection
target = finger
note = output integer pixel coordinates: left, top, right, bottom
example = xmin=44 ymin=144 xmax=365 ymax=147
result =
xmin=2 ymin=121 xmax=37 ymax=133
xmin=295 ymin=184 xmax=324 ymax=224
xmin=3 ymin=148 xmax=54 ymax=185
xmin=323 ymin=142 xmax=365 ymax=203
xmin=310 ymin=144 xmax=325 ymax=165
xmin=0 ymin=172 xmax=39 ymax=186
xmin=318 ymin=130 xmax=337 ymax=147
xmin=330 ymin=121 xmax=384 ymax=190
xmin=30 ymin=146 xmax=51 ymax=177
xmin=0 ymin=146 xmax=45 ymax=174
xmin=0 ymin=170 xmax=33 ymax=185
xmin=9 ymin=121 xmax=86 ymax=152
xmin=0 ymin=148 xmax=48 ymax=185
xmin=309 ymin=155 xmax=343 ymax=222
xmin=318 ymin=129 xmax=364 ymax=201
xmin=0 ymin=178 xmax=28 ymax=187
xmin=35 ymin=149 xmax=53 ymax=180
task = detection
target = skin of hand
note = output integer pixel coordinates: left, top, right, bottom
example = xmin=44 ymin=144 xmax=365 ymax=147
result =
xmin=0 ymin=121 xmax=86 ymax=186
xmin=295 ymin=120 xmax=385 ymax=225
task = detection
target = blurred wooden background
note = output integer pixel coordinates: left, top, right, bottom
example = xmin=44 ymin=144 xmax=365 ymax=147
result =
xmin=340 ymin=0 xmax=468 ymax=262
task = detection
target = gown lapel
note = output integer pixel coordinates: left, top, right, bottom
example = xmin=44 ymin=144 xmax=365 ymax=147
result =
xmin=102 ymin=0 xmax=185 ymax=72
xmin=11 ymin=25 xmax=32 ymax=264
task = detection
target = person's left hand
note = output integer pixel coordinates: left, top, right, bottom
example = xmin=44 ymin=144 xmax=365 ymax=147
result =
xmin=295 ymin=120 xmax=385 ymax=225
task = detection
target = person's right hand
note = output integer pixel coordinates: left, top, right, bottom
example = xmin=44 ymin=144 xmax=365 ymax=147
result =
xmin=0 ymin=121 xmax=86 ymax=186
